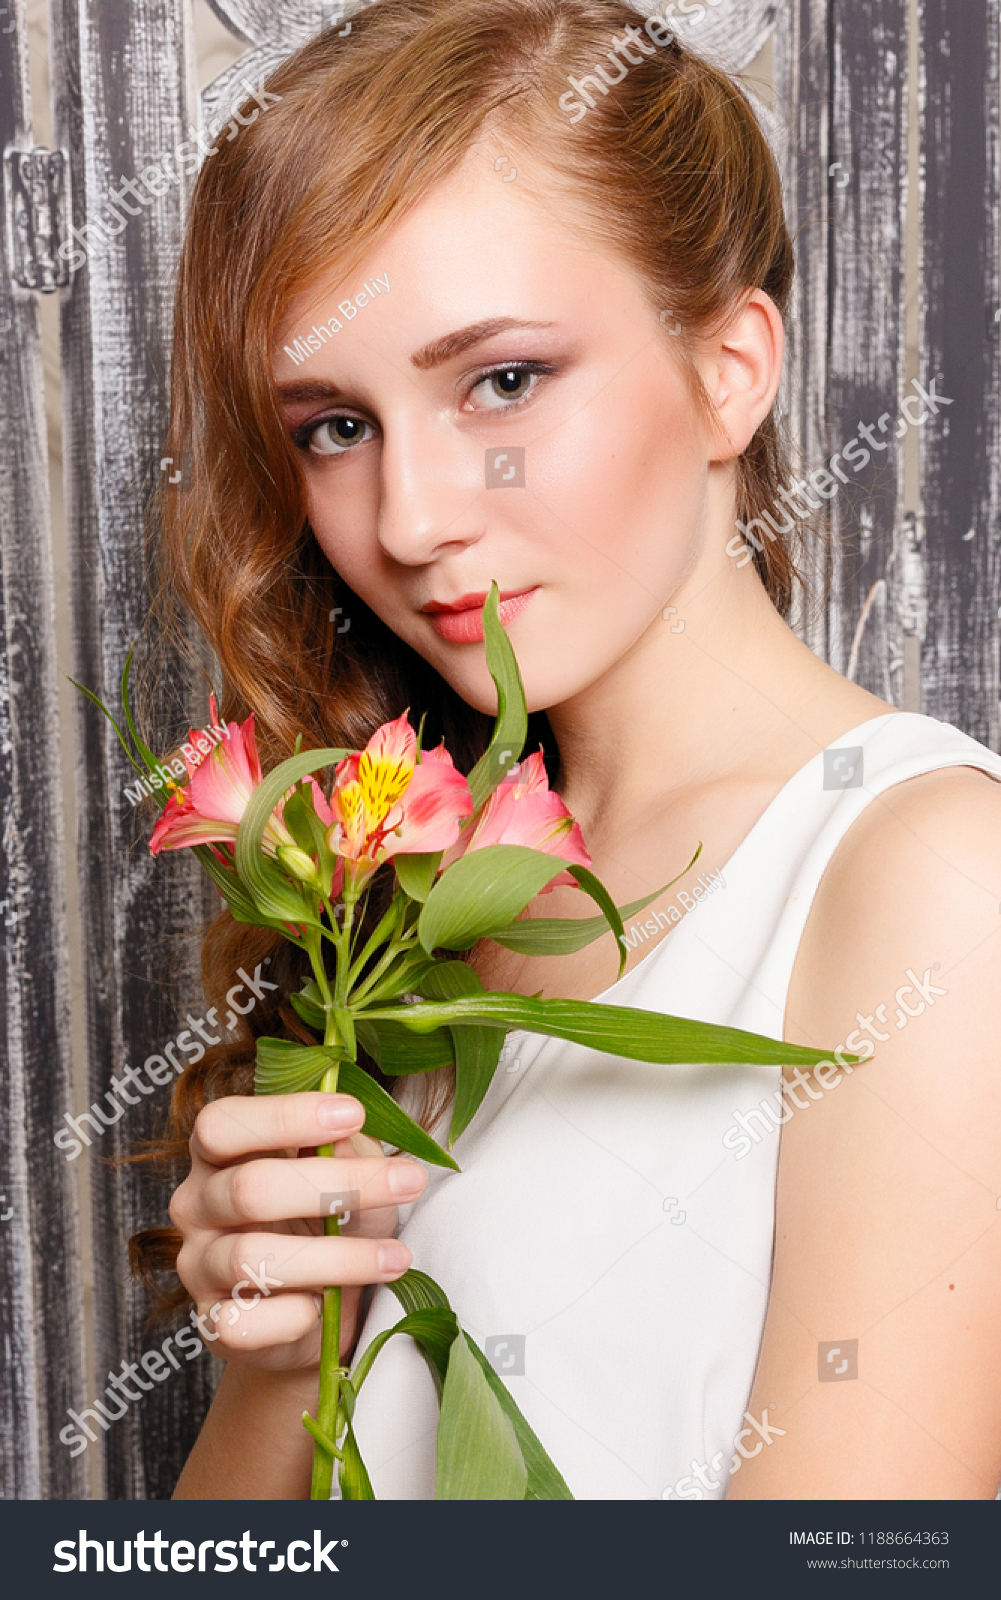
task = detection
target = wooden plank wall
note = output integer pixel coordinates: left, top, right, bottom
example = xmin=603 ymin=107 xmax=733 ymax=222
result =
xmin=48 ymin=0 xmax=217 ymax=1500
xmin=775 ymin=0 xmax=909 ymax=699
xmin=0 ymin=0 xmax=86 ymax=1500
xmin=919 ymin=0 xmax=1000 ymax=748
xmin=2 ymin=0 xmax=998 ymax=1500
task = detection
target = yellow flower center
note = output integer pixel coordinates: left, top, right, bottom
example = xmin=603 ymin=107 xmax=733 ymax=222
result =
xmin=357 ymin=750 xmax=413 ymax=831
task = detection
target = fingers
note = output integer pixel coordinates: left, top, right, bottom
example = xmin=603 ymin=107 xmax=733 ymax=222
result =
xmin=193 ymin=1291 xmax=325 ymax=1353
xmin=189 ymin=1092 xmax=367 ymax=1166
xmin=196 ymin=1152 xmax=427 ymax=1230
xmin=194 ymin=1230 xmax=413 ymax=1298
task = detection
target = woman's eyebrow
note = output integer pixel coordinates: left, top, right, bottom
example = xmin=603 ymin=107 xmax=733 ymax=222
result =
xmin=276 ymin=379 xmax=343 ymax=404
xmin=410 ymin=317 xmax=558 ymax=371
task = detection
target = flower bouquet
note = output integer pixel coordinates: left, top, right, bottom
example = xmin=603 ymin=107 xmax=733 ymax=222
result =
xmin=81 ymin=584 xmax=848 ymax=1500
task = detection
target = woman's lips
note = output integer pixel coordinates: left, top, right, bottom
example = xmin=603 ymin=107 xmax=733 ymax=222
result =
xmin=423 ymin=588 xmax=538 ymax=644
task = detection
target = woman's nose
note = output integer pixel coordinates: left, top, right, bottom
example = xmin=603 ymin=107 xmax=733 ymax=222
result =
xmin=376 ymin=411 xmax=487 ymax=565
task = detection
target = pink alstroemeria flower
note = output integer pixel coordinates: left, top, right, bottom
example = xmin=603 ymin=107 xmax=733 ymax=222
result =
xmin=149 ymin=697 xmax=333 ymax=859
xmin=442 ymin=748 xmax=591 ymax=889
xmin=326 ymin=713 xmax=473 ymax=887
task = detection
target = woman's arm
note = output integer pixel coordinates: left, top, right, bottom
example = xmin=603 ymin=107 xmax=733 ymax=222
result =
xmin=729 ymin=766 xmax=1001 ymax=1499
xmin=168 ymin=1090 xmax=425 ymax=1499
xmin=173 ymin=1364 xmax=318 ymax=1500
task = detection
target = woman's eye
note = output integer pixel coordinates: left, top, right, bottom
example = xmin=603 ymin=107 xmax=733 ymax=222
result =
xmin=302 ymin=415 xmax=375 ymax=455
xmin=468 ymin=366 xmax=544 ymax=410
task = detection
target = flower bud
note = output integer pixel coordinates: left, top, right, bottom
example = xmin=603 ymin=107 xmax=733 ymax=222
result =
xmin=277 ymin=845 xmax=321 ymax=889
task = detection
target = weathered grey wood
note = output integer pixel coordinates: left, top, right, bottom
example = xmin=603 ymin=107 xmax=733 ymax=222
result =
xmin=775 ymin=0 xmax=909 ymax=704
xmin=0 ymin=0 xmax=87 ymax=1499
xmin=48 ymin=0 xmax=217 ymax=1500
xmin=201 ymin=0 xmax=339 ymax=129
xmin=919 ymin=0 xmax=1000 ymax=747
xmin=774 ymin=0 xmax=832 ymax=656
xmin=15 ymin=0 xmax=994 ymax=1505
xmin=632 ymin=0 xmax=778 ymax=74
xmin=827 ymin=0 xmax=909 ymax=699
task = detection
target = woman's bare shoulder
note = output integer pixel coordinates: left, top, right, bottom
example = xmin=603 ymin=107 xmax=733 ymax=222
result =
xmin=733 ymin=760 xmax=1001 ymax=1499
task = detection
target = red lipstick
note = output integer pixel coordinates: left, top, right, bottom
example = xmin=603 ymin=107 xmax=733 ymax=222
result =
xmin=422 ymin=587 xmax=537 ymax=644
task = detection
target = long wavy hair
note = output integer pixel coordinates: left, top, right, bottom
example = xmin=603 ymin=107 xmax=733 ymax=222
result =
xmin=133 ymin=0 xmax=797 ymax=1307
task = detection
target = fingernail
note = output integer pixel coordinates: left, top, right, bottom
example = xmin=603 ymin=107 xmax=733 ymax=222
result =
xmin=377 ymin=1243 xmax=411 ymax=1277
xmin=387 ymin=1160 xmax=426 ymax=1198
xmin=312 ymin=1294 xmax=323 ymax=1318
xmin=317 ymin=1094 xmax=361 ymax=1131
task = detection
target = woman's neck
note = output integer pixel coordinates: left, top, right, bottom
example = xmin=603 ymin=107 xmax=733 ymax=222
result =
xmin=546 ymin=558 xmax=886 ymax=842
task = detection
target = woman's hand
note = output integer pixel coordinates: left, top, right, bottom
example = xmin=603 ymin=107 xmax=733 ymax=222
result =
xmin=169 ymin=1090 xmax=427 ymax=1372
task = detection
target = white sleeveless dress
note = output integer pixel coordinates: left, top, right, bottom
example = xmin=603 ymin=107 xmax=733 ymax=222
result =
xmin=345 ymin=712 xmax=1001 ymax=1499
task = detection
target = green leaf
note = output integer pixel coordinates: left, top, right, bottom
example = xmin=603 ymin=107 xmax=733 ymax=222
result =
xmin=287 ymin=779 xmax=341 ymax=899
xmin=482 ymin=872 xmax=691 ymax=954
xmin=235 ymin=746 xmax=349 ymax=925
xmin=415 ymin=960 xmax=482 ymax=1003
xmin=393 ymin=851 xmax=442 ymax=903
xmin=191 ymin=844 xmax=297 ymax=937
xmin=565 ymin=864 xmax=626 ymax=977
xmin=71 ymin=675 xmax=147 ymax=778
xmin=414 ymin=963 xmax=505 ymax=1144
xmin=335 ymin=1061 xmax=459 ymax=1170
xmin=388 ymin=1267 xmax=452 ymax=1316
xmin=254 ymin=1040 xmax=460 ymax=1169
xmin=446 ymin=1021 xmax=505 ymax=1145
xmin=481 ymin=849 xmax=706 ymax=960
xmin=337 ymin=1415 xmax=375 ymax=1500
xmin=355 ymin=1019 xmax=456 ymax=1075
xmin=360 ymin=995 xmax=860 ymax=1070
xmin=464 ymin=582 xmax=529 ymax=812
xmin=462 ymin=1335 xmax=573 ymax=1500
xmin=281 ymin=784 xmax=320 ymax=855
xmin=419 ymin=845 xmax=567 ymax=954
xmin=289 ymin=980 xmax=326 ymax=1031
xmin=351 ymin=1307 xmax=459 ymax=1400
xmin=119 ymin=643 xmax=159 ymax=771
xmin=338 ymin=1375 xmax=357 ymax=1424
xmin=71 ymin=644 xmax=160 ymax=782
xmin=385 ymin=1273 xmax=572 ymax=1499
xmin=301 ymin=1412 xmax=341 ymax=1460
xmin=255 ymin=1037 xmax=342 ymax=1095
xmin=435 ymin=1324 xmax=528 ymax=1500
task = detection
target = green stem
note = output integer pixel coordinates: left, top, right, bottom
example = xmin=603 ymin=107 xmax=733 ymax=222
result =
xmin=346 ymin=892 xmax=404 ymax=990
xmin=302 ymin=1411 xmax=343 ymax=1460
xmin=309 ymin=1055 xmax=343 ymax=1501
xmin=306 ymin=880 xmax=362 ymax=1500
xmin=348 ymin=931 xmax=418 ymax=1008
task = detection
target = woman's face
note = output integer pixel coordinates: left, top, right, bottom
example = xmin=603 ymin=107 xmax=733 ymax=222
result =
xmin=273 ymin=146 xmax=723 ymax=716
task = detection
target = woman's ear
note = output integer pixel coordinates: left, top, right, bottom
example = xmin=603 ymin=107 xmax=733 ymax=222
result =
xmin=693 ymin=290 xmax=784 ymax=462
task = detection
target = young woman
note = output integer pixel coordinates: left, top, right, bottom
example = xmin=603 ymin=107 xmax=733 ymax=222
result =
xmin=151 ymin=0 xmax=1001 ymax=1500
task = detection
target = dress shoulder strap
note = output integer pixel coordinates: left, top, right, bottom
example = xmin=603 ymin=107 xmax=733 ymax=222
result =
xmin=647 ymin=713 xmax=1001 ymax=1041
